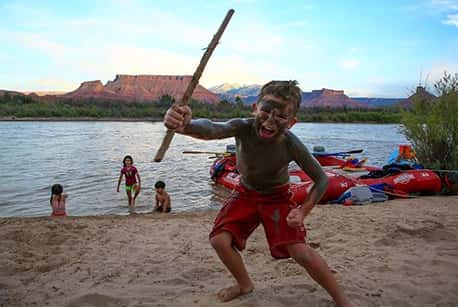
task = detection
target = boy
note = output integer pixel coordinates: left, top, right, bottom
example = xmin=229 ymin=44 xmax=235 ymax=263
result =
xmin=154 ymin=180 xmax=171 ymax=213
xmin=163 ymin=81 xmax=353 ymax=306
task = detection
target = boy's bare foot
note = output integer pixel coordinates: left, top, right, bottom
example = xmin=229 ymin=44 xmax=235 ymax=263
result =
xmin=217 ymin=285 xmax=254 ymax=302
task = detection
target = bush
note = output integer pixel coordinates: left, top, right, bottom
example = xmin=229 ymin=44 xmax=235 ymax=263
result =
xmin=401 ymin=72 xmax=458 ymax=169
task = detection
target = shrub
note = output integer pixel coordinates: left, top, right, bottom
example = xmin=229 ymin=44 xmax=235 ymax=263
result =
xmin=401 ymin=72 xmax=458 ymax=169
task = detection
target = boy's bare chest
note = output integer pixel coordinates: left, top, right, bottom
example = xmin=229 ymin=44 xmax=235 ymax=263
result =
xmin=238 ymin=138 xmax=291 ymax=169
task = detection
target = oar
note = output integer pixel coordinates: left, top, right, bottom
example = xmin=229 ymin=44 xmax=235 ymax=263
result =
xmin=313 ymin=149 xmax=364 ymax=157
xmin=183 ymin=150 xmax=227 ymax=155
xmin=153 ymin=9 xmax=235 ymax=162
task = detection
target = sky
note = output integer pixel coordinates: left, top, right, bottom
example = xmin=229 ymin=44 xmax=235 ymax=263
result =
xmin=1 ymin=0 xmax=457 ymax=97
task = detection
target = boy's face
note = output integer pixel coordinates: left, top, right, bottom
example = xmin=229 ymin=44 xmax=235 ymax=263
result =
xmin=253 ymin=94 xmax=297 ymax=140
xmin=155 ymin=187 xmax=164 ymax=194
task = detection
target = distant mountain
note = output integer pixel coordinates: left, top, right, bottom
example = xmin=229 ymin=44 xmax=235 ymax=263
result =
xmin=209 ymin=84 xmax=261 ymax=104
xmin=0 ymin=89 xmax=25 ymax=97
xmin=24 ymin=91 xmax=67 ymax=96
xmin=1 ymin=75 xmax=220 ymax=104
xmin=302 ymin=88 xmax=366 ymax=108
xmin=209 ymin=83 xmax=243 ymax=94
xmin=400 ymin=86 xmax=436 ymax=108
xmin=63 ymin=75 xmax=219 ymax=103
xmin=352 ymin=97 xmax=404 ymax=107
xmin=211 ymin=83 xmax=367 ymax=108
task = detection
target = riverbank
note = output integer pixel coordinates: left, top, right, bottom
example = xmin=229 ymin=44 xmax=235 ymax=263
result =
xmin=1 ymin=195 xmax=457 ymax=307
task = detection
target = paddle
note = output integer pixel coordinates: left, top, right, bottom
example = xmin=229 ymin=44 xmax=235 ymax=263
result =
xmin=183 ymin=151 xmax=234 ymax=159
xmin=182 ymin=150 xmax=227 ymax=155
xmin=313 ymin=149 xmax=364 ymax=157
xmin=153 ymin=9 xmax=235 ymax=162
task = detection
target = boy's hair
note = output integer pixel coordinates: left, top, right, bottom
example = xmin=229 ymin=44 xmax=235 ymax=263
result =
xmin=51 ymin=184 xmax=63 ymax=195
xmin=50 ymin=184 xmax=63 ymax=205
xmin=258 ymin=80 xmax=302 ymax=114
xmin=154 ymin=181 xmax=166 ymax=189
xmin=122 ymin=155 xmax=133 ymax=167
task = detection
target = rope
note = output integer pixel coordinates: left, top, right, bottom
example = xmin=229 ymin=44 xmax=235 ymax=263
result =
xmin=368 ymin=186 xmax=417 ymax=199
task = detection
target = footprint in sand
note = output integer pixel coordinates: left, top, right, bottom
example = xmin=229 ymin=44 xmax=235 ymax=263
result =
xmin=65 ymin=293 xmax=126 ymax=307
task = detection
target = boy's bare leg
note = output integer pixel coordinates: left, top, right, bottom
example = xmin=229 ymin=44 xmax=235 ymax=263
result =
xmin=287 ymin=243 xmax=354 ymax=307
xmin=126 ymin=190 xmax=132 ymax=206
xmin=210 ymin=231 xmax=254 ymax=302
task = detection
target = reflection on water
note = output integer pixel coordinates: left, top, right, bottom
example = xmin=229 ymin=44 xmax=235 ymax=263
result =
xmin=0 ymin=121 xmax=407 ymax=217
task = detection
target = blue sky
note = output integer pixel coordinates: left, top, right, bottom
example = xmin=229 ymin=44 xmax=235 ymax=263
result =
xmin=1 ymin=0 xmax=457 ymax=97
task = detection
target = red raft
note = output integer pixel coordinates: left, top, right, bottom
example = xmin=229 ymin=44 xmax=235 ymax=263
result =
xmin=210 ymin=156 xmax=356 ymax=204
xmin=210 ymin=155 xmax=443 ymax=203
xmin=357 ymin=169 xmax=442 ymax=195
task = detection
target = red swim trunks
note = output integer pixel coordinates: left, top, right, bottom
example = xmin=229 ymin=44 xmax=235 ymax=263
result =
xmin=209 ymin=184 xmax=306 ymax=259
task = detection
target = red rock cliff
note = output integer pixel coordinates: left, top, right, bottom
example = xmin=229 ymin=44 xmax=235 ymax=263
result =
xmin=64 ymin=75 xmax=220 ymax=103
xmin=302 ymin=88 xmax=365 ymax=108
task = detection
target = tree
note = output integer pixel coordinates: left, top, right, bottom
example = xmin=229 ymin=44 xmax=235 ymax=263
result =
xmin=401 ymin=71 xmax=458 ymax=169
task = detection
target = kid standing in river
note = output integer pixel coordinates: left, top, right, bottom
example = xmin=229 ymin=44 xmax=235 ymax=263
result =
xmin=116 ymin=155 xmax=141 ymax=207
xmin=163 ymin=80 xmax=353 ymax=306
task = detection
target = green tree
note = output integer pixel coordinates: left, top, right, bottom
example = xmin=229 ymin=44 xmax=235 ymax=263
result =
xmin=401 ymin=71 xmax=458 ymax=169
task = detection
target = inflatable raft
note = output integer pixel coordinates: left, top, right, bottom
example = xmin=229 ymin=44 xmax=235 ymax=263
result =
xmin=357 ymin=169 xmax=442 ymax=195
xmin=210 ymin=155 xmax=443 ymax=203
xmin=210 ymin=156 xmax=356 ymax=204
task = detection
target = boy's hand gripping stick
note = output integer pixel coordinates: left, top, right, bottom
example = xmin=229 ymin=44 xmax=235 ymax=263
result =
xmin=154 ymin=9 xmax=235 ymax=162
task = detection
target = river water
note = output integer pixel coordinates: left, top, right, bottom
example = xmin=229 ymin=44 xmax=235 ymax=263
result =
xmin=0 ymin=121 xmax=407 ymax=217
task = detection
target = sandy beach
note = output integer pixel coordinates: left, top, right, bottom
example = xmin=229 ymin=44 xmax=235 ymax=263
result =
xmin=1 ymin=195 xmax=457 ymax=307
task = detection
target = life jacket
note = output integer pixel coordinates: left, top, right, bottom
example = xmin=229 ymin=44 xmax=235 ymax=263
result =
xmin=210 ymin=156 xmax=237 ymax=179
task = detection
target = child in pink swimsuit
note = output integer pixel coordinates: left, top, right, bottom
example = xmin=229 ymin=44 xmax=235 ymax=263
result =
xmin=116 ymin=155 xmax=142 ymax=207
xmin=50 ymin=184 xmax=67 ymax=217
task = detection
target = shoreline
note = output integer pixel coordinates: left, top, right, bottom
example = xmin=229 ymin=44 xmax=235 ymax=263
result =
xmin=1 ymin=195 xmax=457 ymax=306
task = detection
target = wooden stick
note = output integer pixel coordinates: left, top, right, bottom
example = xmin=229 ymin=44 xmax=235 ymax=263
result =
xmin=154 ymin=9 xmax=235 ymax=162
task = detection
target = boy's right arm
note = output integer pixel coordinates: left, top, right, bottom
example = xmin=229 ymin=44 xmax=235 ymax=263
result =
xmin=164 ymin=104 xmax=245 ymax=139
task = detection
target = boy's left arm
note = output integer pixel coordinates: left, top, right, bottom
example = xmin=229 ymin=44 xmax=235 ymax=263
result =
xmin=286 ymin=135 xmax=329 ymax=227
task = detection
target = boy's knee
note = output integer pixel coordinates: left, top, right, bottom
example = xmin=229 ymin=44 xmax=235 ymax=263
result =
xmin=209 ymin=232 xmax=232 ymax=250
xmin=288 ymin=244 xmax=315 ymax=266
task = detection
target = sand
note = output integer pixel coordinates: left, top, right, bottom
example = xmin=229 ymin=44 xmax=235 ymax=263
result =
xmin=1 ymin=196 xmax=457 ymax=307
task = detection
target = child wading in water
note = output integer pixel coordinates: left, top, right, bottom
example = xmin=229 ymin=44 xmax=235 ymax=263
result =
xmin=154 ymin=180 xmax=171 ymax=213
xmin=117 ymin=155 xmax=141 ymax=207
xmin=164 ymin=81 xmax=353 ymax=306
xmin=50 ymin=184 xmax=67 ymax=217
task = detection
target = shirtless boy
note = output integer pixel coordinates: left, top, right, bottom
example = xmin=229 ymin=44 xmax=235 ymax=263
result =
xmin=163 ymin=80 xmax=353 ymax=306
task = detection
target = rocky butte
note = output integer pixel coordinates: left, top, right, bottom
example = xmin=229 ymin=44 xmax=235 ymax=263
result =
xmin=209 ymin=84 xmax=371 ymax=108
xmin=400 ymin=86 xmax=436 ymax=108
xmin=63 ymin=74 xmax=220 ymax=103
xmin=301 ymin=88 xmax=366 ymax=108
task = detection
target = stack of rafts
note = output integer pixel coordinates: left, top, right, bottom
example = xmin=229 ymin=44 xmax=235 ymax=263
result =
xmin=208 ymin=144 xmax=452 ymax=205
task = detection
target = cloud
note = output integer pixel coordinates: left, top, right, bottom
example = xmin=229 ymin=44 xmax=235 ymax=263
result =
xmin=339 ymin=58 xmax=360 ymax=70
xmin=430 ymin=0 xmax=458 ymax=11
xmin=442 ymin=14 xmax=458 ymax=26
xmin=12 ymin=32 xmax=71 ymax=59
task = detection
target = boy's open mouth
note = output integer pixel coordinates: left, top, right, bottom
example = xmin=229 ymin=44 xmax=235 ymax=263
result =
xmin=259 ymin=125 xmax=277 ymax=138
